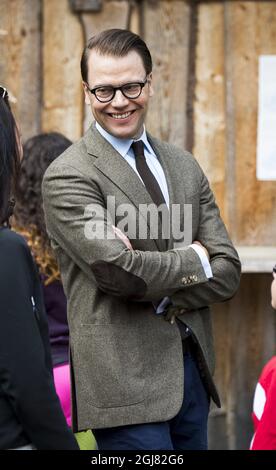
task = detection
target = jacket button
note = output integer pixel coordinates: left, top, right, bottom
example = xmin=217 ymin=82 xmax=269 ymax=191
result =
xmin=192 ymin=275 xmax=198 ymax=282
xmin=181 ymin=277 xmax=187 ymax=285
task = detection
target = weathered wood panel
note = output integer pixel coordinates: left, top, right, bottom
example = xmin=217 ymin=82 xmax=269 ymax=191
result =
xmin=0 ymin=0 xmax=41 ymax=140
xmin=129 ymin=0 xmax=141 ymax=35
xmin=225 ymin=1 xmax=276 ymax=245
xmin=143 ymin=0 xmax=191 ymax=150
xmin=42 ymin=0 xmax=83 ymax=141
xmin=80 ymin=0 xmax=129 ymax=39
xmin=211 ymin=274 xmax=275 ymax=449
xmin=193 ymin=2 xmax=227 ymax=223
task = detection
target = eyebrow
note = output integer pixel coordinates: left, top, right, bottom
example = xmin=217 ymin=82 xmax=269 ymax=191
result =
xmin=90 ymin=79 xmax=145 ymax=89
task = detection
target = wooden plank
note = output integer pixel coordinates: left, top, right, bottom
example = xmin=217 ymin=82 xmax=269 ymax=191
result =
xmin=211 ymin=273 xmax=275 ymax=449
xmin=80 ymin=0 xmax=129 ymax=131
xmin=236 ymin=246 xmax=276 ymax=273
xmin=208 ymin=407 xmax=229 ymax=449
xmin=209 ymin=291 xmax=232 ymax=450
xmin=232 ymin=274 xmax=273 ymax=449
xmin=193 ymin=1 xmax=227 ymax=223
xmin=80 ymin=0 xmax=129 ymax=39
xmin=42 ymin=0 xmax=83 ymax=141
xmin=143 ymin=0 xmax=191 ymax=150
xmin=129 ymin=0 xmax=141 ymax=35
xmin=224 ymin=1 xmax=276 ymax=245
xmin=0 ymin=0 xmax=41 ymax=140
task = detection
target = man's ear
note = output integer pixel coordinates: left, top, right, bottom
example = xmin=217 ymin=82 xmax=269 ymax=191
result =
xmin=82 ymin=81 xmax=91 ymax=105
xmin=147 ymin=73 xmax=154 ymax=98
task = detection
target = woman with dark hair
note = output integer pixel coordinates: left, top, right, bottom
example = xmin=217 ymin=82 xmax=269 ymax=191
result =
xmin=14 ymin=132 xmax=96 ymax=450
xmin=0 ymin=86 xmax=79 ymax=450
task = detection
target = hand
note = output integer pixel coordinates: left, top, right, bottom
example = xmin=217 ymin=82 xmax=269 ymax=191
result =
xmin=112 ymin=225 xmax=133 ymax=250
xmin=164 ymin=305 xmax=187 ymax=324
xmin=193 ymin=240 xmax=210 ymax=260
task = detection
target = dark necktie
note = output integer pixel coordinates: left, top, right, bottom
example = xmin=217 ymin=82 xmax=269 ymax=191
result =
xmin=131 ymin=140 xmax=166 ymax=208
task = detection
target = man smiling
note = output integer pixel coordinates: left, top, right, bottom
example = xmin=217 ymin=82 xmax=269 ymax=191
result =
xmin=82 ymin=49 xmax=153 ymax=140
xmin=42 ymin=29 xmax=241 ymax=450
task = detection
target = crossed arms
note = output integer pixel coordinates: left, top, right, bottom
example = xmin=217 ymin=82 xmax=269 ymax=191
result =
xmin=42 ymin=161 xmax=241 ymax=310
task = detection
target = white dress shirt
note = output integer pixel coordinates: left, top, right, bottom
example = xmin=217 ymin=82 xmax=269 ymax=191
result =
xmin=96 ymin=122 xmax=170 ymax=207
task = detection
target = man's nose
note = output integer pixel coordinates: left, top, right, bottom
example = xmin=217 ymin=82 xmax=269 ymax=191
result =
xmin=111 ymin=89 xmax=129 ymax=106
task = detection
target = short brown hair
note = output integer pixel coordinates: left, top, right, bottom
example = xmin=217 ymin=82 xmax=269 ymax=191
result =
xmin=80 ymin=29 xmax=152 ymax=83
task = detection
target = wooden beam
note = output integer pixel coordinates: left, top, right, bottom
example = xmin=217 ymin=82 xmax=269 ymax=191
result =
xmin=193 ymin=1 xmax=227 ymax=223
xmin=224 ymin=1 xmax=276 ymax=245
xmin=42 ymin=0 xmax=83 ymax=141
xmin=0 ymin=0 xmax=41 ymax=141
xmin=236 ymin=246 xmax=276 ymax=273
xmin=143 ymin=0 xmax=191 ymax=150
xmin=80 ymin=1 xmax=130 ymax=47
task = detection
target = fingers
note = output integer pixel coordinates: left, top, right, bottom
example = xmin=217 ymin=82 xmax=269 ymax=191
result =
xmin=112 ymin=225 xmax=133 ymax=250
xmin=164 ymin=307 xmax=177 ymax=324
xmin=170 ymin=315 xmax=175 ymax=324
xmin=193 ymin=240 xmax=210 ymax=260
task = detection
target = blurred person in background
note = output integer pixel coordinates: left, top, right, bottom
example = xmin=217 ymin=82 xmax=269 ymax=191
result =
xmin=0 ymin=86 xmax=78 ymax=450
xmin=250 ymin=265 xmax=276 ymax=450
xmin=14 ymin=132 xmax=95 ymax=450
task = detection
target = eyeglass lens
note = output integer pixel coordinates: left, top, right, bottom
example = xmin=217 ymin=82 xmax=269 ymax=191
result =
xmin=95 ymin=83 xmax=143 ymax=102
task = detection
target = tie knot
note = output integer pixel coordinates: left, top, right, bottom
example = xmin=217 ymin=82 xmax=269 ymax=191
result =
xmin=132 ymin=140 xmax=144 ymax=158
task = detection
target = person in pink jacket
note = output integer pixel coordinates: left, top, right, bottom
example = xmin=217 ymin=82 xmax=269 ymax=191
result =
xmin=250 ymin=265 xmax=276 ymax=450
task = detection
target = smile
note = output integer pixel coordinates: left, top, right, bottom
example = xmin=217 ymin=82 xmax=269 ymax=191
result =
xmin=109 ymin=111 xmax=134 ymax=120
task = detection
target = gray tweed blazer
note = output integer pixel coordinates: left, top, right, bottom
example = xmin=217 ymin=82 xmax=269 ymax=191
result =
xmin=42 ymin=124 xmax=241 ymax=431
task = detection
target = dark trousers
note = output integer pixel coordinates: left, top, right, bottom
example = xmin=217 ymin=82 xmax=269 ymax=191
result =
xmin=93 ymin=342 xmax=210 ymax=450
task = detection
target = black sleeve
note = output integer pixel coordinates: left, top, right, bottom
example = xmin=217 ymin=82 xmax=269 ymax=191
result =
xmin=0 ymin=232 xmax=79 ymax=450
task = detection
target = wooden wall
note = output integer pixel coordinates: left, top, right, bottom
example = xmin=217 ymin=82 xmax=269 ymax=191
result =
xmin=210 ymin=274 xmax=275 ymax=449
xmin=0 ymin=0 xmax=42 ymax=140
xmin=1 ymin=0 xmax=276 ymax=449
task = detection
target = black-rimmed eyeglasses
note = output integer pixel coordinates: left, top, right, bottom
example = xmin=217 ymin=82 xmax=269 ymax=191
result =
xmin=86 ymin=78 xmax=148 ymax=103
xmin=273 ymin=265 xmax=276 ymax=274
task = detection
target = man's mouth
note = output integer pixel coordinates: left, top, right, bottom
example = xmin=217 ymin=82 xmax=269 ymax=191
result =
xmin=108 ymin=111 xmax=135 ymax=120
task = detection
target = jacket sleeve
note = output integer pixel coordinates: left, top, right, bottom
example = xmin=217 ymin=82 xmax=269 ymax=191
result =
xmin=42 ymin=157 xmax=240 ymax=305
xmin=169 ymin=161 xmax=241 ymax=311
xmin=0 ymin=236 xmax=79 ymax=450
xmin=42 ymin=163 xmax=209 ymax=302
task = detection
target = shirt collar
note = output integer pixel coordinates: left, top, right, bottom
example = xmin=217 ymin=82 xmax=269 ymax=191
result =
xmin=133 ymin=128 xmax=154 ymax=156
xmin=95 ymin=122 xmax=154 ymax=158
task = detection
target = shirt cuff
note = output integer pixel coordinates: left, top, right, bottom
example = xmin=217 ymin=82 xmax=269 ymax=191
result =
xmin=190 ymin=244 xmax=213 ymax=279
xmin=153 ymin=296 xmax=171 ymax=315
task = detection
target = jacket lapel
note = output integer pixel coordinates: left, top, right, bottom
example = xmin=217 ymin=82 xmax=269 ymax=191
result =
xmin=148 ymin=134 xmax=187 ymax=250
xmin=83 ymin=125 xmax=164 ymax=251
